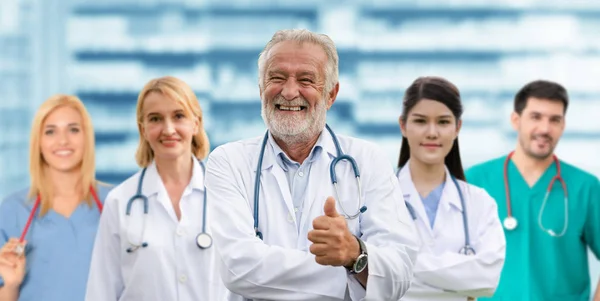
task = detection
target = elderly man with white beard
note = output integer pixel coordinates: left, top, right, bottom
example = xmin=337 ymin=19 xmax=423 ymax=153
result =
xmin=204 ymin=29 xmax=419 ymax=301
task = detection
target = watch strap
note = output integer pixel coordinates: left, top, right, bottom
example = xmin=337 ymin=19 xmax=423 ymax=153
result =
xmin=346 ymin=235 xmax=367 ymax=274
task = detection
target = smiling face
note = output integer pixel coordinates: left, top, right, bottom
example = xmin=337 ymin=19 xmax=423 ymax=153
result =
xmin=40 ymin=105 xmax=86 ymax=173
xmin=512 ymin=97 xmax=565 ymax=160
xmin=400 ymin=99 xmax=461 ymax=166
xmin=260 ymin=40 xmax=338 ymax=145
xmin=139 ymin=92 xmax=198 ymax=162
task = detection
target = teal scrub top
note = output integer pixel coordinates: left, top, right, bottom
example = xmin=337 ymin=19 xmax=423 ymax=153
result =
xmin=466 ymin=155 xmax=600 ymax=301
xmin=0 ymin=184 xmax=112 ymax=301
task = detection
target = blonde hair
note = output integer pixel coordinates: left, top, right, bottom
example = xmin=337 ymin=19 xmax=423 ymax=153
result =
xmin=28 ymin=94 xmax=98 ymax=216
xmin=135 ymin=76 xmax=210 ymax=167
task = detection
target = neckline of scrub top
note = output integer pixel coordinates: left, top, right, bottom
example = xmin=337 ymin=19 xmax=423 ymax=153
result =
xmin=506 ymin=155 xmax=559 ymax=195
xmin=21 ymin=196 xmax=102 ymax=225
xmin=42 ymin=203 xmax=101 ymax=225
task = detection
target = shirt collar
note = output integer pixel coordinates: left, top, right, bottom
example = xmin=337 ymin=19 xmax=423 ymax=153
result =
xmin=398 ymin=160 xmax=463 ymax=211
xmin=267 ymin=130 xmax=328 ymax=172
xmin=259 ymin=125 xmax=341 ymax=171
xmin=141 ymin=156 xmax=205 ymax=197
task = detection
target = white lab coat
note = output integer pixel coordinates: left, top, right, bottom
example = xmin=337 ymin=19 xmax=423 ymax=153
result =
xmin=85 ymin=157 xmax=230 ymax=301
xmin=204 ymin=128 xmax=420 ymax=301
xmin=397 ymin=163 xmax=506 ymax=301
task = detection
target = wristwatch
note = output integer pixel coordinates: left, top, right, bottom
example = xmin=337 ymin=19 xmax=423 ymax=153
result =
xmin=346 ymin=235 xmax=368 ymax=274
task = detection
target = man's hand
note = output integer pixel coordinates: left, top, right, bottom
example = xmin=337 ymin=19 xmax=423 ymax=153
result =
xmin=308 ymin=196 xmax=360 ymax=267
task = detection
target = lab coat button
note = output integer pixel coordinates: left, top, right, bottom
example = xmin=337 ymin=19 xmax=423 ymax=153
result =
xmin=287 ymin=214 xmax=294 ymax=223
xmin=176 ymin=229 xmax=184 ymax=236
xmin=179 ymin=274 xmax=187 ymax=283
xmin=298 ymin=171 xmax=304 ymax=177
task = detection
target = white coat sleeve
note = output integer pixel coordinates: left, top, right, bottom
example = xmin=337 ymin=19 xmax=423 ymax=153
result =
xmin=85 ymin=192 xmax=124 ymax=301
xmin=412 ymin=188 xmax=506 ymax=298
xmin=205 ymin=147 xmax=349 ymax=301
xmin=346 ymin=145 xmax=420 ymax=301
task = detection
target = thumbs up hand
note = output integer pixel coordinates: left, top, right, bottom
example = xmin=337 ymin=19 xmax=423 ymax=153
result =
xmin=307 ymin=196 xmax=360 ymax=267
xmin=323 ymin=196 xmax=340 ymax=218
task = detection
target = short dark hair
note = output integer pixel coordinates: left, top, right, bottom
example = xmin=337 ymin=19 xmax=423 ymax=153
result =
xmin=514 ymin=80 xmax=569 ymax=114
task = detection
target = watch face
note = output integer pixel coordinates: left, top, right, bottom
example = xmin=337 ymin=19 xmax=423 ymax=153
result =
xmin=354 ymin=254 xmax=368 ymax=273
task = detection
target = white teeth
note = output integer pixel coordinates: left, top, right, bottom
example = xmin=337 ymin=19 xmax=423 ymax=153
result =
xmin=55 ymin=150 xmax=73 ymax=156
xmin=278 ymin=106 xmax=302 ymax=111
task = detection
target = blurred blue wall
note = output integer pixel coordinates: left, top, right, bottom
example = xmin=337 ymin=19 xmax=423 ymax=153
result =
xmin=1 ymin=0 xmax=598 ymax=293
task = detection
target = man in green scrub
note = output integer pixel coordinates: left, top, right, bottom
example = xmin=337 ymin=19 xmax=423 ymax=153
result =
xmin=466 ymin=80 xmax=600 ymax=301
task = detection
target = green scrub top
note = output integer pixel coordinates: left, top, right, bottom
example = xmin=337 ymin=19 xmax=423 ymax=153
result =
xmin=466 ymin=155 xmax=600 ymax=301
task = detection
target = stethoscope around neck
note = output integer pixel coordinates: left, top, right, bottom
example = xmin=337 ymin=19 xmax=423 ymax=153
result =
xmin=398 ymin=168 xmax=476 ymax=256
xmin=252 ymin=124 xmax=367 ymax=240
xmin=502 ymin=151 xmax=568 ymax=237
xmin=14 ymin=185 xmax=103 ymax=256
xmin=125 ymin=160 xmax=212 ymax=253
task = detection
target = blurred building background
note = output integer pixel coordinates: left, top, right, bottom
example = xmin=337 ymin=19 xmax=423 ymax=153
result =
xmin=1 ymin=0 xmax=599 ymax=292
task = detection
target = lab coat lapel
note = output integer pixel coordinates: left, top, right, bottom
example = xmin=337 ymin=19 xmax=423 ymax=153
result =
xmin=432 ymin=166 xmax=463 ymax=237
xmin=260 ymin=141 xmax=297 ymax=227
xmin=298 ymin=129 xmax=336 ymax=249
xmin=140 ymin=162 xmax=178 ymax=223
xmin=398 ymin=164 xmax=434 ymax=239
xmin=298 ymin=151 xmax=332 ymax=247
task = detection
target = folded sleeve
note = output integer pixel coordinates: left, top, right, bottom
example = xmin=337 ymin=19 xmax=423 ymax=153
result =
xmin=412 ymin=188 xmax=506 ymax=298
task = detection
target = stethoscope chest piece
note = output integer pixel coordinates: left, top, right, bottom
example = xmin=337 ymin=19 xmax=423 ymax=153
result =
xmin=196 ymin=232 xmax=213 ymax=249
xmin=503 ymin=216 xmax=518 ymax=231
xmin=13 ymin=244 xmax=25 ymax=256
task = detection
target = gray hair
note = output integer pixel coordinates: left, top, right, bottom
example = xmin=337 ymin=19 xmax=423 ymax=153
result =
xmin=257 ymin=29 xmax=339 ymax=94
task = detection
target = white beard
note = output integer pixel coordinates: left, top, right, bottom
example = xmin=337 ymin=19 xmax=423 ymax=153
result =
xmin=261 ymin=94 xmax=327 ymax=146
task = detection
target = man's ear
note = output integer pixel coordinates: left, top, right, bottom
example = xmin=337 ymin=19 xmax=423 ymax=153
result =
xmin=326 ymin=82 xmax=339 ymax=109
xmin=510 ymin=111 xmax=520 ymax=131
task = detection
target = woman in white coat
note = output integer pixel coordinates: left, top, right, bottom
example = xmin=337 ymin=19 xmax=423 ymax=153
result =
xmin=396 ymin=76 xmax=506 ymax=301
xmin=85 ymin=76 xmax=228 ymax=301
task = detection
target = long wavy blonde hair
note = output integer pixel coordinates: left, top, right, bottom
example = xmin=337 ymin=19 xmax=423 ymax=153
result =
xmin=28 ymin=94 xmax=98 ymax=216
xmin=135 ymin=76 xmax=210 ymax=167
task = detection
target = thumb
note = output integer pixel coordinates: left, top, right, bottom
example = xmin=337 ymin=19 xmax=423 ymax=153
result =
xmin=323 ymin=197 xmax=339 ymax=217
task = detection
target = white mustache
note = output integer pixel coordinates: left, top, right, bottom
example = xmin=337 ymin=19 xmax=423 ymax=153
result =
xmin=272 ymin=96 xmax=309 ymax=107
